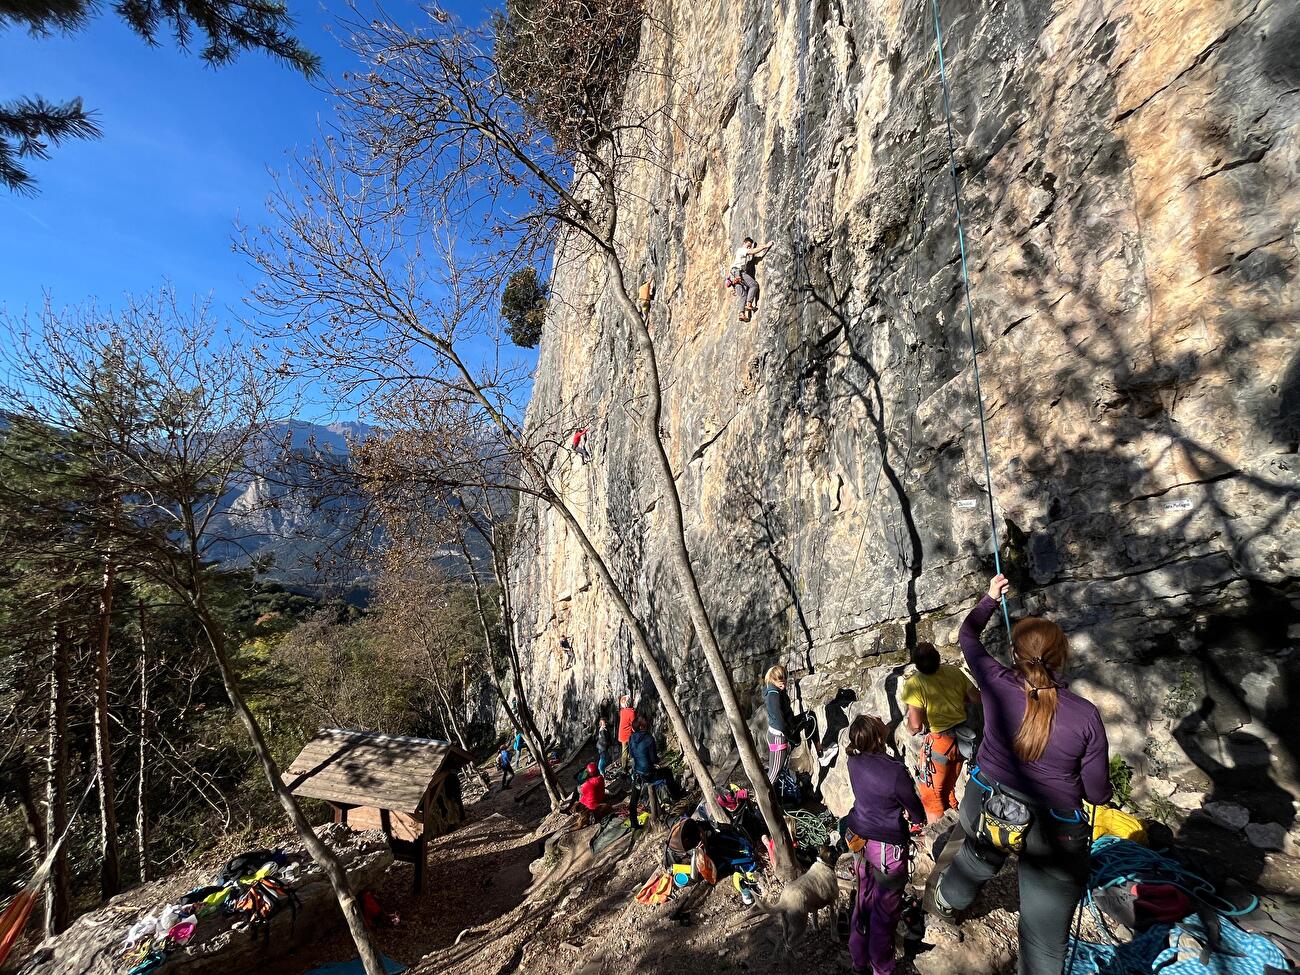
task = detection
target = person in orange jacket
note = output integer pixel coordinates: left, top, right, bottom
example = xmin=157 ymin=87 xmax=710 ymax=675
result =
xmin=617 ymin=694 xmax=636 ymax=769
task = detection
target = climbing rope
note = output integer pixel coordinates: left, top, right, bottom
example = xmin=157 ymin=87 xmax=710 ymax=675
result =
xmin=1085 ymin=835 xmax=1258 ymax=919
xmin=927 ymin=0 xmax=1012 ymax=637
xmin=1065 ymin=835 xmax=1264 ymax=974
xmin=787 ymin=809 xmax=835 ymax=849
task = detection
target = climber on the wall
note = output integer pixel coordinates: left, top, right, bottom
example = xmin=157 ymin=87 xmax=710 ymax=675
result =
xmin=732 ymin=236 xmax=773 ymax=322
xmin=572 ymin=427 xmax=591 ymax=464
xmin=638 ymin=277 xmax=655 ymax=321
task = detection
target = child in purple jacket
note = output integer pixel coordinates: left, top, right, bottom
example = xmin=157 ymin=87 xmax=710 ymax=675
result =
xmin=844 ymin=714 xmax=926 ymax=975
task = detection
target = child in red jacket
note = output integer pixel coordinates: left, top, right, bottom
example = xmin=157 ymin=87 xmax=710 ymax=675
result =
xmin=574 ymin=762 xmax=610 ymax=827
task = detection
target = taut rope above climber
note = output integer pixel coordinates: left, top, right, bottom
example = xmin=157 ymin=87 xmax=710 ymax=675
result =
xmin=928 ymin=0 xmax=1012 ymax=638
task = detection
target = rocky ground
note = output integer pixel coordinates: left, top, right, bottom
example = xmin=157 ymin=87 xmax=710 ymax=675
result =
xmin=14 ymin=749 xmax=1296 ymax=975
xmin=14 ymin=823 xmax=393 ymax=975
xmin=256 ymin=748 xmax=1300 ymax=975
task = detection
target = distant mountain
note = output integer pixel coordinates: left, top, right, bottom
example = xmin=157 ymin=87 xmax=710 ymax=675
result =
xmin=208 ymin=420 xmax=376 ymax=592
xmin=210 ymin=419 xmax=494 ymax=595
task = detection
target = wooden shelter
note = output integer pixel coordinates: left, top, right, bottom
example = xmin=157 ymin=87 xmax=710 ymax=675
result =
xmin=284 ymin=728 xmax=472 ymax=893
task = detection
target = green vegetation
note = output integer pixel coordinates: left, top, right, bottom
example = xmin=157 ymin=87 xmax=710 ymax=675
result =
xmin=2 ymin=0 xmax=318 ymax=191
xmin=501 ymin=267 xmax=549 ymax=348
xmin=1109 ymin=755 xmax=1135 ymax=810
xmin=1162 ymin=667 xmax=1201 ymax=720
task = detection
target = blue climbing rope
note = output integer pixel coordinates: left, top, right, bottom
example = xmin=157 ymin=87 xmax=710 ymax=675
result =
xmin=927 ymin=0 xmax=1012 ymax=637
xmin=1086 ymin=835 xmax=1259 ymax=918
xmin=1066 ymin=836 xmax=1264 ymax=973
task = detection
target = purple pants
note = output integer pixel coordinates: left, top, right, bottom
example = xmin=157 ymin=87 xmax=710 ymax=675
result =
xmin=849 ymin=839 xmax=908 ymax=975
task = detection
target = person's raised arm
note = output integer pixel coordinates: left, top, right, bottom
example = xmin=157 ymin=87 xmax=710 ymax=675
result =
xmin=961 ymin=575 xmax=1009 ymax=679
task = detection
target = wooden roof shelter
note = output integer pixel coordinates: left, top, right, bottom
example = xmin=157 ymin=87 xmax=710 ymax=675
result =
xmin=284 ymin=728 xmax=474 ymax=892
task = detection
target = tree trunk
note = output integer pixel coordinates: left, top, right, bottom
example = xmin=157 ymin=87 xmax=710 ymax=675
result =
xmin=603 ymin=254 xmax=798 ymax=878
xmin=136 ymin=600 xmax=151 ymax=884
xmin=433 ymin=673 xmax=492 ymax=791
xmin=45 ymin=623 xmax=71 ymax=936
xmin=437 ymin=343 xmax=725 ymax=823
xmin=191 ymin=601 xmax=386 ymax=975
xmin=15 ymin=759 xmax=45 ymax=865
xmin=93 ymin=556 xmax=122 ymax=898
xmin=457 ymin=539 xmax=562 ymax=809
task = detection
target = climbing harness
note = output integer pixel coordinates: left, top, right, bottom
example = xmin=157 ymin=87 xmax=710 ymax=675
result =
xmin=927 ymin=0 xmax=1012 ymax=637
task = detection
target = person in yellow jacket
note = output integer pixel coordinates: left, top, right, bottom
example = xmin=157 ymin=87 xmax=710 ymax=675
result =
xmin=902 ymin=642 xmax=981 ymax=822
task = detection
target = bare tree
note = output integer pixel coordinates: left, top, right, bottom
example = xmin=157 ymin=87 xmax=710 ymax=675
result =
xmin=0 ymin=293 xmax=389 ymax=975
xmin=352 ymin=418 xmax=568 ymax=810
xmin=136 ymin=600 xmax=151 ymax=884
xmin=369 ymin=552 xmax=495 ymax=792
xmin=91 ymin=554 xmax=121 ymax=897
xmin=45 ymin=623 xmax=71 ymax=935
xmin=239 ymin=4 xmax=797 ymax=854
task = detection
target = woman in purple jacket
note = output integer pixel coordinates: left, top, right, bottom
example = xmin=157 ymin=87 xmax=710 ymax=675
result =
xmin=844 ymin=714 xmax=925 ymax=975
xmin=927 ymin=574 xmax=1112 ymax=975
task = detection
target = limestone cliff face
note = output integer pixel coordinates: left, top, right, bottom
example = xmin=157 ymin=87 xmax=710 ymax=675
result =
xmin=509 ymin=0 xmax=1300 ymax=804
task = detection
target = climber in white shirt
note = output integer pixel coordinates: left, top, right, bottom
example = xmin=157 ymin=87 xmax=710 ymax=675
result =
xmin=731 ymin=236 xmax=773 ymax=322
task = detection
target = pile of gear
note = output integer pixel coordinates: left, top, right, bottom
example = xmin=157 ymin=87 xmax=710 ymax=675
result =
xmin=1066 ymin=836 xmax=1293 ymax=975
xmin=118 ymin=849 xmax=302 ymax=974
xmin=632 ymin=785 xmax=770 ymax=908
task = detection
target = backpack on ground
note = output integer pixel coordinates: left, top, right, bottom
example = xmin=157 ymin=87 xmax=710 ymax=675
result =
xmin=229 ymin=877 xmax=298 ymax=944
xmin=703 ymin=823 xmax=757 ymax=878
xmin=775 ymin=767 xmax=803 ymax=807
xmin=219 ymin=849 xmax=281 ymax=884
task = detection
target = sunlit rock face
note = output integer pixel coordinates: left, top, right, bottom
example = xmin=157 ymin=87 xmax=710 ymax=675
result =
xmin=509 ymin=0 xmax=1300 ymax=815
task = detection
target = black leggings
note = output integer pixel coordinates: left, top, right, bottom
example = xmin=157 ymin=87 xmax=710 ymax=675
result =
xmin=936 ymin=778 xmax=1090 ymax=975
xmin=628 ymin=767 xmax=681 ymax=823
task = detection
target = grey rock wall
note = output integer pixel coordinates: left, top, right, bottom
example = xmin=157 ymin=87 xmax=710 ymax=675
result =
xmin=509 ymin=0 xmax=1300 ymax=815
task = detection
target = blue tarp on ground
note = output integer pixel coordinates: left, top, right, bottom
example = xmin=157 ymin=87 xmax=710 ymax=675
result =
xmin=306 ymin=955 xmax=405 ymax=975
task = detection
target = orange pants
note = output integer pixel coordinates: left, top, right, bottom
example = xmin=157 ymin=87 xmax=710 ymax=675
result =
xmin=918 ymin=732 xmax=962 ymax=821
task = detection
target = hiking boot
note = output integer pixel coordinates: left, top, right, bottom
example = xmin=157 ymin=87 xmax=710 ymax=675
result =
xmin=739 ymin=886 xmax=754 ymax=906
xmin=921 ymin=881 xmax=956 ymax=923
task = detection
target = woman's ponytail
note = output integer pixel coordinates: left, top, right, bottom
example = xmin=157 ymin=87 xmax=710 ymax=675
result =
xmin=1010 ymin=617 xmax=1069 ymax=762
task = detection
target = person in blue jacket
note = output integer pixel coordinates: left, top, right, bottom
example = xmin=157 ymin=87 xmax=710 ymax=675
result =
xmin=626 ymin=716 xmax=681 ymax=827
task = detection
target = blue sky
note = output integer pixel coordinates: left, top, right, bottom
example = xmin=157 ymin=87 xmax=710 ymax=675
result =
xmin=1 ymin=0 xmax=528 ymax=420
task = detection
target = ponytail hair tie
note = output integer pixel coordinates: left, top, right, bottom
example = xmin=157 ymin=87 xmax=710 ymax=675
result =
xmin=1026 ymin=656 xmax=1044 ymax=667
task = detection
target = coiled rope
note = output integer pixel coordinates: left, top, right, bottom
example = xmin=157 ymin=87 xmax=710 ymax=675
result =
xmin=927 ymin=0 xmax=1012 ymax=637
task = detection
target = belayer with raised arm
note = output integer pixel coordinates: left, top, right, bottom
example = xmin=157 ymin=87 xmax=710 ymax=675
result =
xmin=926 ymin=574 xmax=1112 ymax=975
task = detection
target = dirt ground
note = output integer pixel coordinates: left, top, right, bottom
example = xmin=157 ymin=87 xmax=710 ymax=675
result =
xmin=259 ymin=754 xmax=1020 ymax=975
xmin=260 ymin=753 xmax=1300 ymax=975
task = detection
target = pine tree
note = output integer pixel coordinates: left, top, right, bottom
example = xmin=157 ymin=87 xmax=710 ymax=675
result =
xmin=1 ymin=0 xmax=319 ymax=192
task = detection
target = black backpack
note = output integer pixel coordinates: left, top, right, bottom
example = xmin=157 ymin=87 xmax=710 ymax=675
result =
xmin=776 ymin=768 xmax=803 ymax=807
xmin=219 ymin=849 xmax=279 ymax=884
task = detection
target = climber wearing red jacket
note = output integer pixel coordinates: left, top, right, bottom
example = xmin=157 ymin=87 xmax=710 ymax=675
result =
xmin=572 ymin=427 xmax=591 ymax=465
